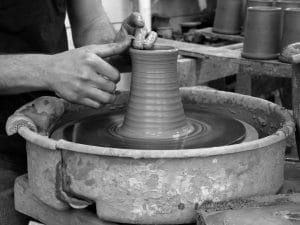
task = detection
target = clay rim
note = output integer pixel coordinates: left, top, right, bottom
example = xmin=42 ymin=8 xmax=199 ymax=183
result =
xmin=17 ymin=88 xmax=295 ymax=159
xmin=248 ymin=6 xmax=281 ymax=11
xmin=130 ymin=45 xmax=178 ymax=55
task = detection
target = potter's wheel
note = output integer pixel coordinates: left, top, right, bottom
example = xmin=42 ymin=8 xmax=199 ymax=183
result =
xmin=52 ymin=46 xmax=254 ymax=150
xmin=6 ymin=44 xmax=294 ymax=225
xmin=52 ymin=104 xmax=255 ymax=150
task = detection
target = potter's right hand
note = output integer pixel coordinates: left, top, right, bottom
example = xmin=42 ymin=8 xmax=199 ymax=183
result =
xmin=45 ymin=44 xmax=124 ymax=108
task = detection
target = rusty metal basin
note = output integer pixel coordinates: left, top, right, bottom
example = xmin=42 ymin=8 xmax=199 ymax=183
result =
xmin=6 ymin=87 xmax=294 ymax=224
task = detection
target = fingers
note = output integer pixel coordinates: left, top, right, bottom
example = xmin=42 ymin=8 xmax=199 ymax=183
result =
xmin=124 ymin=12 xmax=144 ymax=29
xmin=86 ymin=54 xmax=120 ymax=82
xmin=81 ymin=88 xmax=116 ymax=108
xmin=132 ymin=28 xmax=148 ymax=49
xmin=79 ymin=98 xmax=101 ymax=109
xmin=121 ymin=12 xmax=144 ymax=37
xmin=133 ymin=28 xmax=158 ymax=50
xmin=87 ymin=73 xmax=116 ymax=93
xmin=89 ymin=36 xmax=131 ymax=58
xmin=122 ymin=23 xmax=135 ymax=36
xmin=143 ymin=31 xmax=158 ymax=50
xmin=68 ymin=84 xmax=116 ymax=109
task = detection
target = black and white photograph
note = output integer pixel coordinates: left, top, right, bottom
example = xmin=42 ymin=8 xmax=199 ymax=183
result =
xmin=0 ymin=0 xmax=299 ymax=224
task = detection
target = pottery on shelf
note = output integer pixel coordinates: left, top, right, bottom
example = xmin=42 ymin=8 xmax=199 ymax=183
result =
xmin=275 ymin=0 xmax=300 ymax=8
xmin=156 ymin=27 xmax=173 ymax=39
xmin=180 ymin=21 xmax=202 ymax=34
xmin=212 ymin=0 xmax=243 ymax=35
xmin=281 ymin=8 xmax=300 ymax=50
xmin=275 ymin=0 xmax=300 ymax=37
xmin=242 ymin=6 xmax=281 ymax=59
xmin=242 ymin=0 xmax=275 ymax=34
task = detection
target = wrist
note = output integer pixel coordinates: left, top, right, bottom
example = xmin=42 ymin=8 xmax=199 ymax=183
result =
xmin=38 ymin=54 xmax=56 ymax=91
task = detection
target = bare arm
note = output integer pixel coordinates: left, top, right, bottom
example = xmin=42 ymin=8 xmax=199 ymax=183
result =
xmin=0 ymin=1 xmax=147 ymax=108
xmin=0 ymin=42 xmax=132 ymax=108
xmin=0 ymin=54 xmax=50 ymax=95
xmin=67 ymin=0 xmax=116 ymax=47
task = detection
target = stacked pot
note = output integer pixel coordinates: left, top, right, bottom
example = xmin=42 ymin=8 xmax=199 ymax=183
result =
xmin=212 ymin=0 xmax=300 ymax=60
xmin=213 ymin=0 xmax=275 ymax=35
xmin=243 ymin=0 xmax=300 ymax=59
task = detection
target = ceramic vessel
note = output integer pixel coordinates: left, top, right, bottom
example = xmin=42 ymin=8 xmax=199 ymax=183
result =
xmin=275 ymin=0 xmax=300 ymax=8
xmin=156 ymin=27 xmax=173 ymax=39
xmin=117 ymin=47 xmax=190 ymax=139
xmin=275 ymin=0 xmax=300 ymax=36
xmin=281 ymin=8 xmax=300 ymax=49
xmin=242 ymin=0 xmax=274 ymax=34
xmin=212 ymin=0 xmax=243 ymax=34
xmin=242 ymin=6 xmax=281 ymax=59
xmin=180 ymin=21 xmax=202 ymax=34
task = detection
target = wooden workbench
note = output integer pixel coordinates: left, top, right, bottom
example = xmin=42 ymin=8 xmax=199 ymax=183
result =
xmin=187 ymin=27 xmax=244 ymax=43
xmin=159 ymin=38 xmax=291 ymax=87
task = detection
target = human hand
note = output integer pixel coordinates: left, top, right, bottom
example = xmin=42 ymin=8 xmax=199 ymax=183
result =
xmin=115 ymin=12 xmax=157 ymax=50
xmin=45 ymin=44 xmax=126 ymax=108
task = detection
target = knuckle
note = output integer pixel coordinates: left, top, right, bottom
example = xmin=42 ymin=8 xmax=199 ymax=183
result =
xmin=80 ymin=71 xmax=90 ymax=81
xmin=84 ymin=52 xmax=97 ymax=63
xmin=84 ymin=45 xmax=96 ymax=52
xmin=72 ymin=80 xmax=82 ymax=93
xmin=68 ymin=94 xmax=79 ymax=103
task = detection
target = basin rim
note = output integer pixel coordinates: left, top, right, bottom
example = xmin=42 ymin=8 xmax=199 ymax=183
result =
xmin=18 ymin=87 xmax=294 ymax=159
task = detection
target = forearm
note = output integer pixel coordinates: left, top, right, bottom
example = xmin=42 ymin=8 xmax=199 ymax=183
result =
xmin=74 ymin=15 xmax=116 ymax=47
xmin=0 ymin=54 xmax=50 ymax=95
xmin=67 ymin=0 xmax=116 ymax=47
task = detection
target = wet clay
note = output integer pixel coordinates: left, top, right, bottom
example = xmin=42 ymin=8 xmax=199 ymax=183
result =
xmin=55 ymin=105 xmax=247 ymax=150
xmin=117 ymin=46 xmax=192 ymax=139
